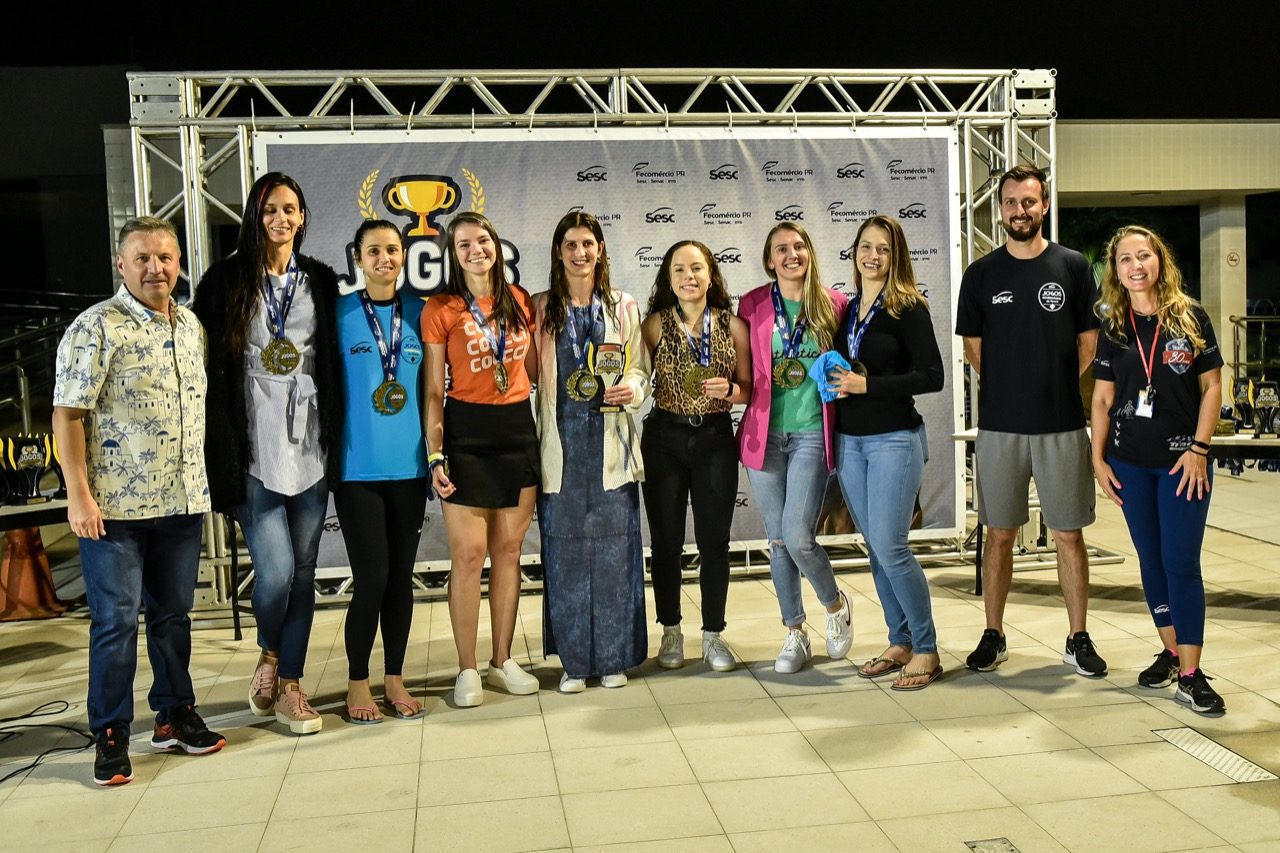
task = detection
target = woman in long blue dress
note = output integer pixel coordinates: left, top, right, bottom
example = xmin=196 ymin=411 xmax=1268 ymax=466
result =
xmin=533 ymin=211 xmax=650 ymax=692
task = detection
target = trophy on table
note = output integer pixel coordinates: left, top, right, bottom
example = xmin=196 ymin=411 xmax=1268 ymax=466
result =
xmin=1 ymin=433 xmax=53 ymax=505
xmin=1253 ymin=381 xmax=1279 ymax=439
xmin=1232 ymin=377 xmax=1255 ymax=433
xmin=589 ymin=341 xmax=631 ymax=414
xmin=384 ymin=176 xmax=459 ymax=237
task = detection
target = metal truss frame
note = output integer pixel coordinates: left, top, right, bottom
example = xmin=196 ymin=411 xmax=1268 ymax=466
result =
xmin=123 ymin=68 xmax=1059 ymax=606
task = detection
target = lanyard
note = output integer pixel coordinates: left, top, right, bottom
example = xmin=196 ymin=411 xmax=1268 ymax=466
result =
xmin=846 ymin=288 xmax=884 ymax=360
xmin=565 ymin=292 xmax=602 ymax=369
xmin=463 ymin=291 xmax=507 ymax=364
xmin=770 ymin=284 xmax=808 ymax=358
xmin=1129 ymin=307 xmax=1162 ymax=388
xmin=358 ymin=290 xmax=402 ymax=382
xmin=261 ymin=253 xmax=300 ymax=340
xmin=678 ymin=304 xmax=712 ymax=367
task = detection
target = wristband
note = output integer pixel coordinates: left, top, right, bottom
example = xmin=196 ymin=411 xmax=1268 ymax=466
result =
xmin=1189 ymin=448 xmax=1209 ymax=458
xmin=1191 ymin=439 xmax=1210 ymax=450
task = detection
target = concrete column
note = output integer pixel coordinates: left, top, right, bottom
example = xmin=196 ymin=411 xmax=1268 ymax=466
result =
xmin=1200 ymin=196 xmax=1248 ymax=376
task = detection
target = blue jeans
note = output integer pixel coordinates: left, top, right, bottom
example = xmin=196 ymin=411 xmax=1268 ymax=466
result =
xmin=79 ymin=514 xmax=203 ymax=736
xmin=835 ymin=428 xmax=936 ymax=654
xmin=236 ymin=474 xmax=327 ymax=679
xmin=1108 ymin=457 xmax=1211 ymax=646
xmin=746 ymin=431 xmax=840 ymax=626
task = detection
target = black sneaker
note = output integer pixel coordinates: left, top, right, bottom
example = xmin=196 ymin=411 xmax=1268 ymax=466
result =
xmin=1175 ymin=670 xmax=1226 ymax=714
xmin=151 ymin=705 xmax=227 ymax=755
xmin=1137 ymin=649 xmax=1180 ymax=689
xmin=1064 ymin=631 xmax=1108 ymax=676
xmin=966 ymin=628 xmax=1008 ymax=672
xmin=94 ymin=726 xmax=133 ymax=786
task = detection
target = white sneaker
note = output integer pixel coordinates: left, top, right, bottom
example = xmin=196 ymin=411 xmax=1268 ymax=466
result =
xmin=454 ymin=669 xmax=483 ymax=707
xmin=702 ymin=631 xmax=735 ymax=672
xmin=826 ymin=590 xmax=853 ymax=659
xmin=558 ymin=673 xmax=586 ymax=694
xmin=775 ymin=629 xmax=813 ymax=673
xmin=600 ymin=673 xmax=628 ymax=688
xmin=658 ymin=625 xmax=684 ymax=669
xmin=487 ymin=659 xmax=540 ymax=695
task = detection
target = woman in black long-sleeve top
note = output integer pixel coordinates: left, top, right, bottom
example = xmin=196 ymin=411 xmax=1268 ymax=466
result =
xmin=826 ymin=215 xmax=944 ymax=690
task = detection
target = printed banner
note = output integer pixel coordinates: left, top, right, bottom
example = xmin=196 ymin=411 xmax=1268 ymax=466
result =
xmin=255 ymin=127 xmax=964 ymax=568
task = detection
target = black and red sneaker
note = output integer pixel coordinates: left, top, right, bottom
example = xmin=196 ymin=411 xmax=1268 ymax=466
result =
xmin=151 ymin=705 xmax=226 ymax=755
xmin=94 ymin=726 xmax=133 ymax=786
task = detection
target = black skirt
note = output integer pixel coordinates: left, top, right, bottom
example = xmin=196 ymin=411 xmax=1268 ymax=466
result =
xmin=442 ymin=398 xmax=540 ymax=508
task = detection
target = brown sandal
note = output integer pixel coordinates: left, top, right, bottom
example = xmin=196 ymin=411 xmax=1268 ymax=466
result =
xmin=891 ymin=665 xmax=944 ymax=691
xmin=858 ymin=657 xmax=907 ymax=679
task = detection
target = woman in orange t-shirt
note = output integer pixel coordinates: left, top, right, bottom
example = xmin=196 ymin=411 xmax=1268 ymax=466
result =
xmin=421 ymin=212 xmax=540 ymax=707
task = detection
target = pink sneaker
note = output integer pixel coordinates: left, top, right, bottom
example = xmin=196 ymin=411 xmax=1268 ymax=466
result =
xmin=274 ymin=682 xmax=322 ymax=735
xmin=249 ymin=651 xmax=278 ymax=716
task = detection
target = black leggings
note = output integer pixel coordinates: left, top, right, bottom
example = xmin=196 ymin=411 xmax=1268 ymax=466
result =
xmin=334 ymin=478 xmax=429 ymax=681
xmin=640 ymin=409 xmax=738 ymax=633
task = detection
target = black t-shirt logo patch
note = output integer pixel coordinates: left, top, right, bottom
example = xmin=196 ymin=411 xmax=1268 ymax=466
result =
xmin=1037 ymin=282 xmax=1065 ymax=312
xmin=992 ymin=290 xmax=1014 ymax=305
xmin=1163 ymin=338 xmax=1192 ymax=375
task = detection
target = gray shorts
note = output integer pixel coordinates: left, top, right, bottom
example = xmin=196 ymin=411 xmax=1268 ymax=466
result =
xmin=974 ymin=428 xmax=1095 ymax=531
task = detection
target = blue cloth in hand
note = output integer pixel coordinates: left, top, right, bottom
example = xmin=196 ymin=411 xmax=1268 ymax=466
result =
xmin=809 ymin=351 xmax=851 ymax=403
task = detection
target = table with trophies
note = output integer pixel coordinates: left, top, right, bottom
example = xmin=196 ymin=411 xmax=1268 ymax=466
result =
xmin=1 ymin=433 xmax=71 ymax=619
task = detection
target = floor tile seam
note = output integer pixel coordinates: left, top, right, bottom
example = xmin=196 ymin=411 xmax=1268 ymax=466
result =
xmin=1018 ymin=788 xmax=1235 ymax=848
xmin=114 ymin=814 xmax=271 ymax=842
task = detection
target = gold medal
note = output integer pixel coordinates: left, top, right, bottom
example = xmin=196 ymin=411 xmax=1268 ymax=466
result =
xmin=373 ymin=380 xmax=407 ymax=415
xmin=494 ymin=361 xmax=509 ymax=394
xmin=567 ymin=368 xmax=599 ymax=402
xmin=684 ymin=366 xmax=718 ymax=400
xmin=261 ymin=338 xmax=301 ymax=375
xmin=772 ymin=357 xmax=806 ymax=389
xmin=847 ymin=359 xmax=869 ymax=378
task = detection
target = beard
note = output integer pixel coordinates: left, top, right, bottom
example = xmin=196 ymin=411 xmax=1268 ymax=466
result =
xmin=1002 ymin=216 xmax=1043 ymax=243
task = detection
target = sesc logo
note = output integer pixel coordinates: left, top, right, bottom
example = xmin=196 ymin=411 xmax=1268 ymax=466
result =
xmin=899 ymin=203 xmax=927 ymax=219
xmin=715 ymin=247 xmax=743 ymax=264
xmin=709 ymin=163 xmax=740 ymax=180
xmin=839 ymin=246 xmax=854 ymax=261
xmin=576 ymin=165 xmax=608 ymax=182
xmin=645 ymin=207 xmax=676 ymax=224
xmin=774 ymin=205 xmax=805 ymax=222
xmin=836 ymin=162 xmax=866 ymax=179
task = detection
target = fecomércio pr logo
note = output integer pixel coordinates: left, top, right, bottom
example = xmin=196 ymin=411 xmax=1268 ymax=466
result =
xmin=634 ymin=245 xmax=666 ymax=270
xmin=886 ymin=159 xmax=935 ymax=182
xmin=700 ymin=203 xmax=753 ymax=226
xmin=632 ymin=162 xmax=685 ymax=184
xmin=827 ymin=201 xmax=877 ymax=224
xmin=762 ymin=160 xmax=812 ymax=183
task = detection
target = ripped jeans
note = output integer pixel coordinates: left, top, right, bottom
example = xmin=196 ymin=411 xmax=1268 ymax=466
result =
xmin=746 ymin=431 xmax=841 ymax=626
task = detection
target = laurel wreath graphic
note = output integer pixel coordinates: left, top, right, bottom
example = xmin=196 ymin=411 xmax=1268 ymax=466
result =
xmin=461 ymin=168 xmax=485 ymax=214
xmin=358 ymin=169 xmax=381 ymax=219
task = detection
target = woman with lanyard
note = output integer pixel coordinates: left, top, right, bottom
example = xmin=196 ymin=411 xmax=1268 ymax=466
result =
xmin=194 ymin=172 xmax=341 ymax=735
xmin=826 ymin=216 xmax=944 ymax=690
xmin=737 ymin=223 xmax=852 ymax=673
xmin=1091 ymin=225 xmax=1225 ymax=714
xmin=640 ymin=240 xmax=751 ymax=672
xmin=533 ymin=211 xmax=650 ymax=692
xmin=335 ymin=220 xmax=428 ymax=723
xmin=422 ymin=211 xmax=540 ymax=707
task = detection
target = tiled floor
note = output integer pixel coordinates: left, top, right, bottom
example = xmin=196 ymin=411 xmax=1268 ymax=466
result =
xmin=2 ymin=473 xmax=1278 ymax=852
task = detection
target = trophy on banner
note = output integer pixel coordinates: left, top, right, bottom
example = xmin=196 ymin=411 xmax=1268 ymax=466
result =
xmin=384 ymin=176 xmax=458 ymax=237
xmin=1232 ymin=377 xmax=1255 ymax=433
xmin=1253 ymin=381 xmax=1279 ymax=439
xmin=589 ymin=340 xmax=630 ymax=413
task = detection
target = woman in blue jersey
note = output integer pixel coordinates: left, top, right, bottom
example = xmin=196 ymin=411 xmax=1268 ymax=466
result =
xmin=336 ymin=220 xmax=429 ymax=723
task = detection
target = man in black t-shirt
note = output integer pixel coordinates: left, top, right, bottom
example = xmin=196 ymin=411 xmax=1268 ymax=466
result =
xmin=955 ymin=165 xmax=1107 ymax=678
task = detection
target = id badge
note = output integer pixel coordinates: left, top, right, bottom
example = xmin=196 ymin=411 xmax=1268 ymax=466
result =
xmin=1136 ymin=387 xmax=1155 ymax=418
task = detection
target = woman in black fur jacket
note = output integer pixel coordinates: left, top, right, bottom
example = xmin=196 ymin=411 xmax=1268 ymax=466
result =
xmin=192 ymin=171 xmax=342 ymax=736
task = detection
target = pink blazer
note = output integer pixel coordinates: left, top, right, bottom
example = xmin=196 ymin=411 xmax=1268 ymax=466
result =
xmin=736 ymin=283 xmax=849 ymax=471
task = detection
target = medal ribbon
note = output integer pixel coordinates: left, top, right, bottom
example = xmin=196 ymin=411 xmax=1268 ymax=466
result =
xmin=358 ymin=290 xmax=402 ymax=382
xmin=565 ymin=292 xmax=602 ymax=370
xmin=261 ymin=253 xmax=300 ymax=341
xmin=770 ymin=284 xmax=808 ymax=359
xmin=1128 ymin=307 xmax=1162 ymax=389
xmin=463 ymin=292 xmax=508 ymax=367
xmin=678 ymin=304 xmax=713 ymax=368
xmin=845 ymin=288 xmax=884 ymax=360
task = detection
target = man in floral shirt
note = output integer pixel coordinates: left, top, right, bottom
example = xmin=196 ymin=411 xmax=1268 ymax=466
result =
xmin=53 ymin=217 xmax=224 ymax=787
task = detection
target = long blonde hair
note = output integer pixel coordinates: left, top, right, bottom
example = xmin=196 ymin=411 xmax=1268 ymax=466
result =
xmin=852 ymin=215 xmax=928 ymax=317
xmin=760 ymin=223 xmax=837 ymax=349
xmin=1095 ymin=225 xmax=1205 ymax=353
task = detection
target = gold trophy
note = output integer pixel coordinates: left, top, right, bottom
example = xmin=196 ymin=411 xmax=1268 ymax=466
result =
xmin=384 ymin=176 xmax=459 ymax=236
xmin=1254 ymin=381 xmax=1279 ymax=439
xmin=2 ymin=433 xmax=52 ymax=504
xmin=589 ymin=341 xmax=630 ymax=413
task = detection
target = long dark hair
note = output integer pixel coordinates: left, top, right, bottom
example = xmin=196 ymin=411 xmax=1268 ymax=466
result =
xmin=645 ymin=240 xmax=732 ymax=316
xmin=544 ymin=211 xmax=617 ymax=340
xmin=443 ymin=212 xmax=529 ymax=333
xmin=223 ymin=172 xmax=310 ymax=353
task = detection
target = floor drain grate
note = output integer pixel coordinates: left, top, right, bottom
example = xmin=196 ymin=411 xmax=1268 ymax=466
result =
xmin=966 ymin=840 xmax=1021 ymax=853
xmin=1153 ymin=727 xmax=1278 ymax=783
